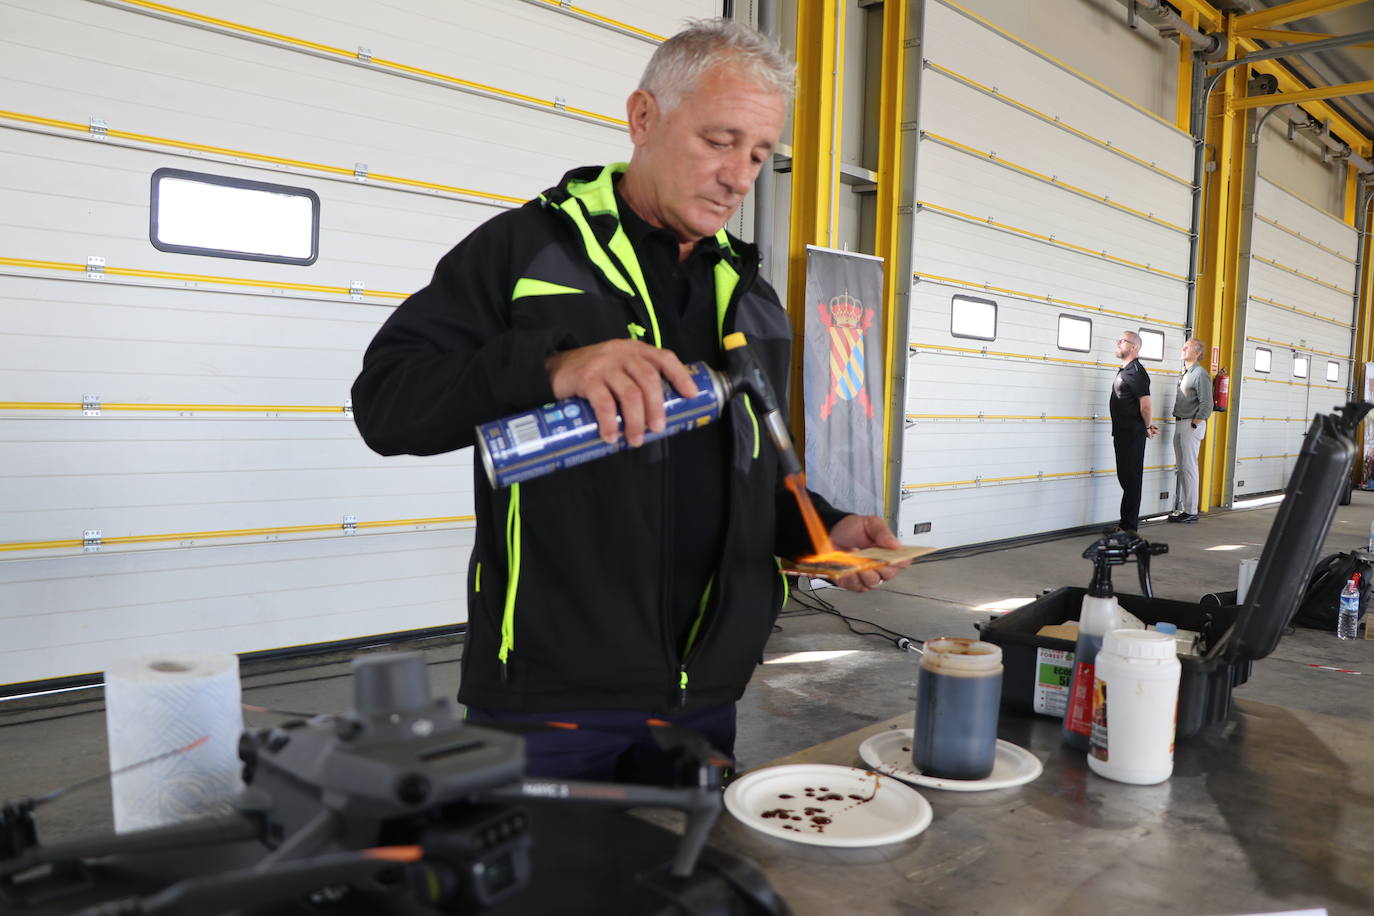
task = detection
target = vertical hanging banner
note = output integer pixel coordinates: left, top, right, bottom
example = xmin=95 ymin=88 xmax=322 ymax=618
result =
xmin=802 ymin=246 xmax=886 ymax=517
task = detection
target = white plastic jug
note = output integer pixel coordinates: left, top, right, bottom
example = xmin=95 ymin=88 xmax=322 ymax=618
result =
xmin=1087 ymin=629 xmax=1181 ymax=785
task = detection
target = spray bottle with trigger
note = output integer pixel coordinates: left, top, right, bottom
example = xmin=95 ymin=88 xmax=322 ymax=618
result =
xmin=1061 ymin=531 xmax=1171 ymax=750
xmin=1060 ymin=533 xmax=1130 ymax=750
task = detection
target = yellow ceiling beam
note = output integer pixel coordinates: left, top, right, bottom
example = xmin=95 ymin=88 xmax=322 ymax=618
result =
xmin=1235 ymin=0 xmax=1372 ymax=33
xmin=1170 ymin=0 xmax=1226 ymax=33
xmin=1177 ymin=9 xmax=1200 ymax=131
xmin=1230 ymin=77 xmax=1374 ymax=109
xmin=1235 ymin=51 xmax=1374 ymax=155
xmin=1345 ymin=162 xmax=1359 ymax=224
xmin=1142 ymin=0 xmax=1374 ymax=155
xmin=1245 ymin=27 xmax=1374 ymax=48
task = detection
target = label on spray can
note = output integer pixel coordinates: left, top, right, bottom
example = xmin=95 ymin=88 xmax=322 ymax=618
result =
xmin=476 ymin=361 xmax=728 ymax=488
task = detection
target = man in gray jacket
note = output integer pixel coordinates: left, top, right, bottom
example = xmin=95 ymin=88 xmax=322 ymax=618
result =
xmin=1169 ymin=338 xmax=1213 ymax=523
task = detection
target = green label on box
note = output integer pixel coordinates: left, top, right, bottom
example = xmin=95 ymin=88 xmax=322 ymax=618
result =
xmin=1034 ymin=647 xmax=1074 ymax=716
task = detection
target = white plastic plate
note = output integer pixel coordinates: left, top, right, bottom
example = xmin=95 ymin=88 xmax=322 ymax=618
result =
xmin=723 ymin=763 xmax=933 ymax=847
xmin=857 ymin=728 xmax=1043 ymax=792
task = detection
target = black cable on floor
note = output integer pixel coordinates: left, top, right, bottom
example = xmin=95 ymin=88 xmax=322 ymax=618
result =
xmin=779 ymin=581 xmax=924 ymax=652
xmin=879 ymin=587 xmax=983 ymax=609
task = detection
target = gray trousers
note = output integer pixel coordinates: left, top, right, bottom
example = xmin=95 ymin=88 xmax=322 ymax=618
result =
xmin=1173 ymin=418 xmax=1206 ymax=514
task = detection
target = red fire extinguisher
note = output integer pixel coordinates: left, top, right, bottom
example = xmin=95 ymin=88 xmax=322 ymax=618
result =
xmin=1214 ymin=367 xmax=1229 ymax=412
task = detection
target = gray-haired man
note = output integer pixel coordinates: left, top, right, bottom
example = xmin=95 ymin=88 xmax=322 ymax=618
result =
xmin=1169 ymin=338 xmax=1213 ymax=523
xmin=352 ymin=19 xmax=907 ymax=783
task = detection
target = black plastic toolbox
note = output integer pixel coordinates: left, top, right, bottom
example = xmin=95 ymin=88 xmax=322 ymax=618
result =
xmin=979 ymin=587 xmax=1250 ymax=738
xmin=979 ymin=402 xmax=1368 ymax=739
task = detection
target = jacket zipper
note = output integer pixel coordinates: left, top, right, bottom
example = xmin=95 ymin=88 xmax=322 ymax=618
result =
xmin=675 ymin=253 xmax=754 ymax=709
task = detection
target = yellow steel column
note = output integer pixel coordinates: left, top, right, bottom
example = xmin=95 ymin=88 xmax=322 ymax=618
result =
xmin=1192 ymin=33 xmax=1247 ymax=511
xmin=1353 ymin=189 xmax=1374 ymax=483
xmin=786 ymin=0 xmax=843 ymax=434
xmin=875 ymin=0 xmax=909 ymax=507
xmin=1361 ymin=195 xmax=1374 ymax=370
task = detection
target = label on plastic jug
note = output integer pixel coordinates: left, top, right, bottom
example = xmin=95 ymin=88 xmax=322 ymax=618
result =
xmin=1033 ymin=647 xmax=1073 ymax=716
xmin=1089 ymin=677 xmax=1109 ymax=761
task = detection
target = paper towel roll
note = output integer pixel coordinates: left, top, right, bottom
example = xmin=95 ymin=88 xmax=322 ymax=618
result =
xmin=104 ymin=652 xmax=244 ymax=833
xmin=1237 ymin=557 xmax=1259 ymax=604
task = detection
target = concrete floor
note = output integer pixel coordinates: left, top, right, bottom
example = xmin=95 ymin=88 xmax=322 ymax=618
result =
xmin=2 ymin=492 xmax=1372 ymax=911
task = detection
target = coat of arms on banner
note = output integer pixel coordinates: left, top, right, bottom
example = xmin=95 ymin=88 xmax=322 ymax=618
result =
xmin=816 ymin=289 xmax=875 ymax=420
xmin=802 ymin=246 xmax=884 ymax=516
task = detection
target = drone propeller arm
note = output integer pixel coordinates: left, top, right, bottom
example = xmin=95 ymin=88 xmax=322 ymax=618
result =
xmin=73 ymin=847 xmax=419 ymax=916
xmin=250 ymin=808 xmax=338 ymax=872
xmin=485 ymin=777 xmax=723 ymax=878
xmin=0 ymin=813 xmax=261 ymax=881
xmin=669 ymin=787 xmax=720 ymax=878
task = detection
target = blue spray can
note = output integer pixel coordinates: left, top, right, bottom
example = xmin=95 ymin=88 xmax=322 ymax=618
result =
xmin=475 ymin=361 xmax=731 ymax=488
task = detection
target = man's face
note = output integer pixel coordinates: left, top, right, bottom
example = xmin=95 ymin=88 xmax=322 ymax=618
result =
xmin=1115 ymin=334 xmax=1135 ymax=360
xmin=625 ymin=63 xmax=786 ymax=244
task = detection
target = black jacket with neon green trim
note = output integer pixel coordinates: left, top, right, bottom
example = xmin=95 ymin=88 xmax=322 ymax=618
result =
xmin=352 ymin=164 xmax=847 ymax=714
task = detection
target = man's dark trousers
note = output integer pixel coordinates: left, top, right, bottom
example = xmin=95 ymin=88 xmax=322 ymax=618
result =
xmin=1113 ymin=426 xmax=1146 ymax=531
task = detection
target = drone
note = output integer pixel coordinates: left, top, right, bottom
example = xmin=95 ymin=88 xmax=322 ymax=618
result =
xmin=0 ymin=652 xmax=786 ymax=915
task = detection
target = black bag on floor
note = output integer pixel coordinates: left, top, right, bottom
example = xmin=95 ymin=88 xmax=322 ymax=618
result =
xmin=1290 ymin=550 xmax=1372 ymax=629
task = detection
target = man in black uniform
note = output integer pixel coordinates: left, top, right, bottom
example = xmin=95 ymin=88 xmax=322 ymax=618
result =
xmin=1109 ymin=330 xmax=1158 ymax=532
xmin=350 ymin=20 xmax=909 ymax=784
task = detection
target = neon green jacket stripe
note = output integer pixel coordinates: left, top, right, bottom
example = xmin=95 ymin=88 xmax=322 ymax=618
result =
xmin=499 ymin=482 xmax=521 ymax=663
xmin=682 ymin=574 xmax=715 ymax=660
xmin=512 ymin=278 xmax=583 ymax=299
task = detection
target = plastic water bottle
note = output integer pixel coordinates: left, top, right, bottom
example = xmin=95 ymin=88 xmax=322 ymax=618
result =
xmin=1368 ymin=521 xmax=1374 ymax=554
xmin=1337 ymin=574 xmax=1360 ymax=640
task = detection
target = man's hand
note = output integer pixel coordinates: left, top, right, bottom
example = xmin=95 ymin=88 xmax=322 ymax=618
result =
xmin=1147 ymin=424 xmax=1159 ymax=439
xmin=827 ymin=514 xmax=910 ymax=592
xmin=545 ymin=340 xmax=699 ymax=447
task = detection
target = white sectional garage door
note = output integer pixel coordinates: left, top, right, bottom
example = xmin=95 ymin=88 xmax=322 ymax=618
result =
xmin=0 ymin=0 xmax=711 ymax=686
xmin=898 ymin=0 xmax=1194 ymax=549
xmin=1231 ymin=176 xmax=1357 ymax=499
